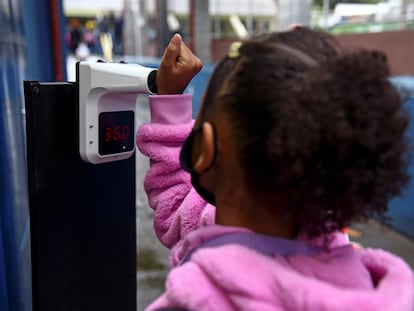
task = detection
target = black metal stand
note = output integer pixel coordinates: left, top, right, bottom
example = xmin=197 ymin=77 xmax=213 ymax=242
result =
xmin=23 ymin=81 xmax=136 ymax=311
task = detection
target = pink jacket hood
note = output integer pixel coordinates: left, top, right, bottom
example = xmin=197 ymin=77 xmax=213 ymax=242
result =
xmin=146 ymin=225 xmax=414 ymax=311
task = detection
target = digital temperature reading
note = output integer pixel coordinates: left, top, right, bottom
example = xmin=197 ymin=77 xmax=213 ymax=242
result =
xmin=99 ymin=111 xmax=134 ymax=155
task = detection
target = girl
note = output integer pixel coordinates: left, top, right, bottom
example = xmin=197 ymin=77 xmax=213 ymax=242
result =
xmin=137 ymin=28 xmax=414 ymax=310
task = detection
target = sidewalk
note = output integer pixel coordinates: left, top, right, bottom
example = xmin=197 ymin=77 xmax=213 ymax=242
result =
xmin=349 ymin=220 xmax=414 ymax=269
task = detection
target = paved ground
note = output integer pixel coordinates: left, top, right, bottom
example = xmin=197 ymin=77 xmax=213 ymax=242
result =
xmin=349 ymin=220 xmax=414 ymax=269
xmin=135 ymin=99 xmax=169 ymax=310
xmin=136 ymin=201 xmax=169 ymax=309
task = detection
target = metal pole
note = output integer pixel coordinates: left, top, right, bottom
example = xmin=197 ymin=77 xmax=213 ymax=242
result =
xmin=214 ymin=0 xmax=221 ymax=39
xmin=156 ymin=0 xmax=169 ymax=57
xmin=323 ymin=0 xmax=329 ymax=30
xmin=190 ymin=0 xmax=210 ymax=61
xmin=49 ymin=0 xmax=66 ymax=81
xmin=247 ymin=0 xmax=254 ymax=35
xmin=189 ymin=0 xmax=195 ymax=51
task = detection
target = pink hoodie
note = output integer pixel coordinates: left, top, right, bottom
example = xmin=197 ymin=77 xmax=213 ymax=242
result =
xmin=136 ymin=94 xmax=414 ymax=311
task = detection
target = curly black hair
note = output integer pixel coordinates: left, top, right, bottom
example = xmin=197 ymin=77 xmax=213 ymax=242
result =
xmin=202 ymin=28 xmax=410 ymax=239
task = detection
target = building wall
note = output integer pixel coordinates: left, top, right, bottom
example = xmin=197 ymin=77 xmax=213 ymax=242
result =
xmin=211 ymin=29 xmax=414 ymax=76
xmin=211 ymin=37 xmax=235 ymax=62
xmin=336 ymin=29 xmax=414 ymax=76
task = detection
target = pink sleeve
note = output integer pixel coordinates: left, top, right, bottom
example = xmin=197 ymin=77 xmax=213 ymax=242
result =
xmin=136 ymin=94 xmax=216 ymax=248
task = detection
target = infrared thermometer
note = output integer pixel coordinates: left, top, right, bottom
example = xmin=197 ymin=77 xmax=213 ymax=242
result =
xmin=77 ymin=61 xmax=157 ymax=164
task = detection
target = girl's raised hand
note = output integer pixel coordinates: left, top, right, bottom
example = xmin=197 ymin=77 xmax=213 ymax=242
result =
xmin=156 ymin=33 xmax=203 ymax=94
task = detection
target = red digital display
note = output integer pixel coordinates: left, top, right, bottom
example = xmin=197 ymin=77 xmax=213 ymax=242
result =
xmin=99 ymin=111 xmax=134 ymax=155
xmin=104 ymin=125 xmax=130 ymax=142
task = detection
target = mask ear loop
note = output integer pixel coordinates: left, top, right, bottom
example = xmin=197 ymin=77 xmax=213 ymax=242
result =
xmin=179 ymin=123 xmax=218 ymax=173
xmin=179 ymin=123 xmax=218 ymax=205
xmin=180 ymin=125 xmax=201 ymax=172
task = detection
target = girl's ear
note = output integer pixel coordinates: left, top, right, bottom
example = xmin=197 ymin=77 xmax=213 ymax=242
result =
xmin=193 ymin=122 xmax=216 ymax=173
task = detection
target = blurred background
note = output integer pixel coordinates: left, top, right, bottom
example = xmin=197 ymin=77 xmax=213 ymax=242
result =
xmin=1 ymin=0 xmax=414 ymax=310
xmin=63 ymin=0 xmax=414 ymax=77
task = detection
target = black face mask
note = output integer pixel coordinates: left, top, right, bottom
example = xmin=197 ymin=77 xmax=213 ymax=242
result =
xmin=179 ymin=124 xmax=217 ymax=205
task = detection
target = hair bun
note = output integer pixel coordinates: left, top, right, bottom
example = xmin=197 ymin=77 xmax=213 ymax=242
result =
xmin=330 ymin=49 xmax=390 ymax=81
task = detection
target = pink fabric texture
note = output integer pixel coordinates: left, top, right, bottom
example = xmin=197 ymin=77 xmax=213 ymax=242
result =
xmin=137 ymin=94 xmax=414 ymax=311
xmin=148 ymin=240 xmax=413 ymax=311
xmin=137 ymin=94 xmax=215 ymax=248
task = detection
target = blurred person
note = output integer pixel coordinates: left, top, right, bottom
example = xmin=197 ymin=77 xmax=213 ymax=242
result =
xmin=97 ymin=13 xmax=113 ymax=62
xmin=113 ymin=12 xmax=124 ymax=56
xmin=137 ymin=28 xmax=414 ymax=311
xmin=84 ymin=20 xmax=98 ymax=54
xmin=75 ymin=42 xmax=90 ymax=61
xmin=68 ymin=18 xmax=82 ymax=55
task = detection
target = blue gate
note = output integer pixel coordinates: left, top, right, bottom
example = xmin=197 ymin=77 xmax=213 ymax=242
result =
xmin=388 ymin=76 xmax=414 ymax=240
xmin=0 ymin=0 xmax=32 ymax=309
xmin=0 ymin=0 xmax=65 ymax=309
